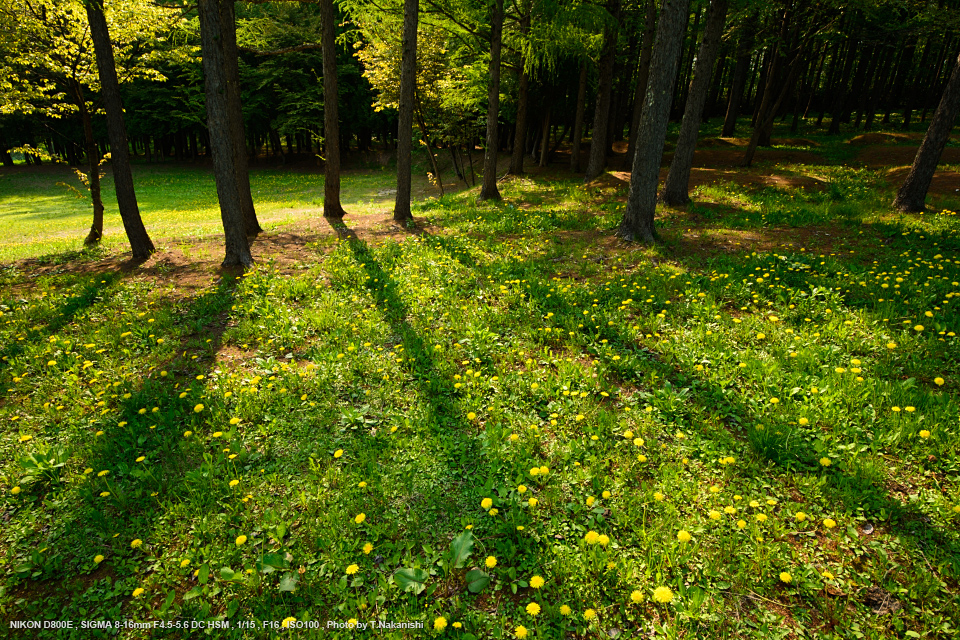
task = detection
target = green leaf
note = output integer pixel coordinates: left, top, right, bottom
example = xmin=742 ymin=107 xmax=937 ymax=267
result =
xmin=466 ymin=569 xmax=489 ymax=594
xmin=184 ymin=586 xmax=202 ymax=601
xmin=220 ymin=566 xmax=236 ymax=581
xmin=449 ymin=530 xmax=475 ymax=569
xmin=257 ymin=552 xmax=289 ymax=574
xmin=198 ymin=564 xmax=210 ymax=585
xmin=395 ymin=567 xmax=429 ymax=594
xmin=159 ymin=589 xmax=175 ymax=614
xmin=279 ymin=572 xmax=299 ymax=592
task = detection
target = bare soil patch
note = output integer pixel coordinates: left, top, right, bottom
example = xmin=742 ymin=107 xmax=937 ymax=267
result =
xmin=11 ymin=212 xmax=437 ymax=296
xmin=597 ymin=167 xmax=826 ymax=193
xmin=884 ymin=167 xmax=960 ymax=196
xmin=848 ymin=132 xmax=922 ymax=146
xmin=857 ymin=145 xmax=960 ymax=167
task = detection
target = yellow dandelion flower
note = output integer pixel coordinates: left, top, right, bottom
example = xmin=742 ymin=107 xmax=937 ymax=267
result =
xmin=363 ymin=543 xmax=373 ymax=554
xmin=559 ymin=605 xmax=572 ymax=616
xmin=346 ymin=564 xmax=359 ymax=575
xmin=525 ymin=602 xmax=541 ymax=616
xmin=194 ymin=404 xmax=204 ymax=413
xmin=514 ymin=625 xmax=528 ymax=639
xmin=630 ymin=589 xmax=643 ymax=603
xmin=235 ymin=535 xmax=247 ymax=546
xmin=530 ymin=575 xmax=544 ymax=589
xmin=823 ymin=518 xmax=837 ymax=529
xmin=94 ymin=554 xmax=104 ymax=564
xmin=434 ymin=617 xmax=447 ymax=631
xmin=282 ymin=617 xmax=296 ymax=629
xmin=132 ymin=588 xmax=145 ymax=597
xmin=676 ymin=530 xmax=692 ymax=543
xmin=583 ymin=608 xmax=597 ymax=620
xmin=584 ymin=531 xmax=600 ymax=544
xmin=652 ymin=586 xmax=674 ymax=603
xmin=485 ymin=556 xmax=497 ymax=569
xmin=779 ymin=572 xmax=792 ymax=584
xmin=481 ymin=498 xmax=493 ymax=510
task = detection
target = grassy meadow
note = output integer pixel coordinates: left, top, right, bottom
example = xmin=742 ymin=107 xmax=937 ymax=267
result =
xmin=1 ymin=125 xmax=960 ymax=639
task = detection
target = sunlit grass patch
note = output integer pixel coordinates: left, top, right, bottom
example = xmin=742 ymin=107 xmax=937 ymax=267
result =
xmin=1 ymin=168 xmax=959 ymax=638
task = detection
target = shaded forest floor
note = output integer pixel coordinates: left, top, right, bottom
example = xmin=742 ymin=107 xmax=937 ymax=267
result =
xmin=1 ymin=124 xmax=959 ymax=639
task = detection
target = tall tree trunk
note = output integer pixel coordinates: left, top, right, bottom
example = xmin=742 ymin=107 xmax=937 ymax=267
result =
xmin=479 ymin=0 xmax=504 ymax=200
xmin=584 ymin=0 xmax=621 ymax=181
xmin=198 ymin=0 xmax=253 ymax=267
xmin=674 ymin=3 xmax=701 ymax=114
xmin=661 ymin=0 xmax=728 ymax=206
xmin=743 ymin=51 xmax=804 ymax=167
xmin=218 ymin=1 xmax=261 ymax=237
xmin=894 ymin=51 xmax=960 ymax=212
xmin=803 ymin=44 xmax=827 ymax=118
xmin=539 ymin=105 xmax=552 ymax=167
xmin=509 ymin=3 xmax=530 ymax=175
xmin=570 ymin=61 xmax=589 ymax=172
xmin=84 ymin=0 xmax=154 ymax=259
xmin=414 ymin=100 xmax=444 ymax=196
xmin=321 ymin=0 xmax=346 ymax=219
xmin=73 ymin=82 xmax=105 ymax=247
xmin=394 ymin=0 xmax=419 ymax=220
xmin=903 ymin=39 xmax=933 ymax=130
xmin=627 ymin=0 xmax=657 ymax=163
xmin=618 ymin=0 xmax=690 ymax=242
xmin=828 ymin=37 xmax=858 ymax=134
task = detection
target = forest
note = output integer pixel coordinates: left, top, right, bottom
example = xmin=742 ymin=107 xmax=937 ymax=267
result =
xmin=1 ymin=0 xmax=959 ymax=638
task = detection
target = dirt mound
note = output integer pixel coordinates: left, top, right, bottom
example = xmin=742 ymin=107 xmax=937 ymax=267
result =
xmin=604 ymin=167 xmax=825 ymax=193
xmin=858 ymin=146 xmax=960 ymax=167
xmin=697 ymin=138 xmax=742 ymax=148
xmin=774 ymin=138 xmax=820 ymax=147
xmin=848 ymin=132 xmax=916 ymax=146
xmin=885 ymin=168 xmax=960 ymax=196
xmin=678 ymin=147 xmax=824 ymax=167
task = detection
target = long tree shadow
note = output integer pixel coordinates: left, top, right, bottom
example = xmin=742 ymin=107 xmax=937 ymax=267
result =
xmin=5 ymin=273 xmax=241 ymax=633
xmin=421 ymin=230 xmax=960 ymax=607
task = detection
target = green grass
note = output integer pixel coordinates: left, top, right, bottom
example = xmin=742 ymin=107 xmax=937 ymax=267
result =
xmin=0 ymin=161 xmax=422 ymax=262
xmin=1 ymin=132 xmax=960 ymax=639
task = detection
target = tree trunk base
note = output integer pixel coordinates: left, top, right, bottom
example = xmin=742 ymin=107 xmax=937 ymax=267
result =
xmin=659 ymin=191 xmax=691 ymax=206
xmin=616 ymin=225 xmax=657 ymax=244
xmin=84 ymin=229 xmax=102 ymax=245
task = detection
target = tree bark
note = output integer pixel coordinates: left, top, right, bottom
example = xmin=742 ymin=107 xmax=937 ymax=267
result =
xmin=394 ymin=0 xmax=419 ymax=220
xmin=509 ymin=3 xmax=530 ymax=175
xmin=321 ymin=0 xmax=346 ymax=219
xmin=828 ymin=37 xmax=858 ymax=134
xmin=627 ymin=0 xmax=658 ymax=165
xmin=722 ymin=30 xmax=753 ymax=136
xmin=903 ymin=39 xmax=933 ymax=130
xmin=479 ymin=0 xmax=504 ymax=200
xmin=618 ymin=0 xmax=690 ymax=243
xmin=212 ymin=0 xmax=261 ymax=237
xmin=570 ymin=61 xmax=589 ymax=172
xmin=73 ymin=82 xmax=105 ymax=247
xmin=539 ymin=105 xmax=551 ymax=167
xmin=894 ymin=51 xmax=960 ymax=212
xmin=743 ymin=50 xmax=804 ymax=167
xmin=198 ymin=0 xmax=253 ymax=267
xmin=661 ymin=0 xmax=728 ymax=206
xmin=584 ymin=0 xmax=621 ymax=181
xmin=84 ymin=0 xmax=154 ymax=259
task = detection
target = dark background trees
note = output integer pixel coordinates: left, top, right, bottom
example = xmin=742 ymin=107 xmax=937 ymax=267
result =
xmin=2 ymin=0 xmax=960 ymax=256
